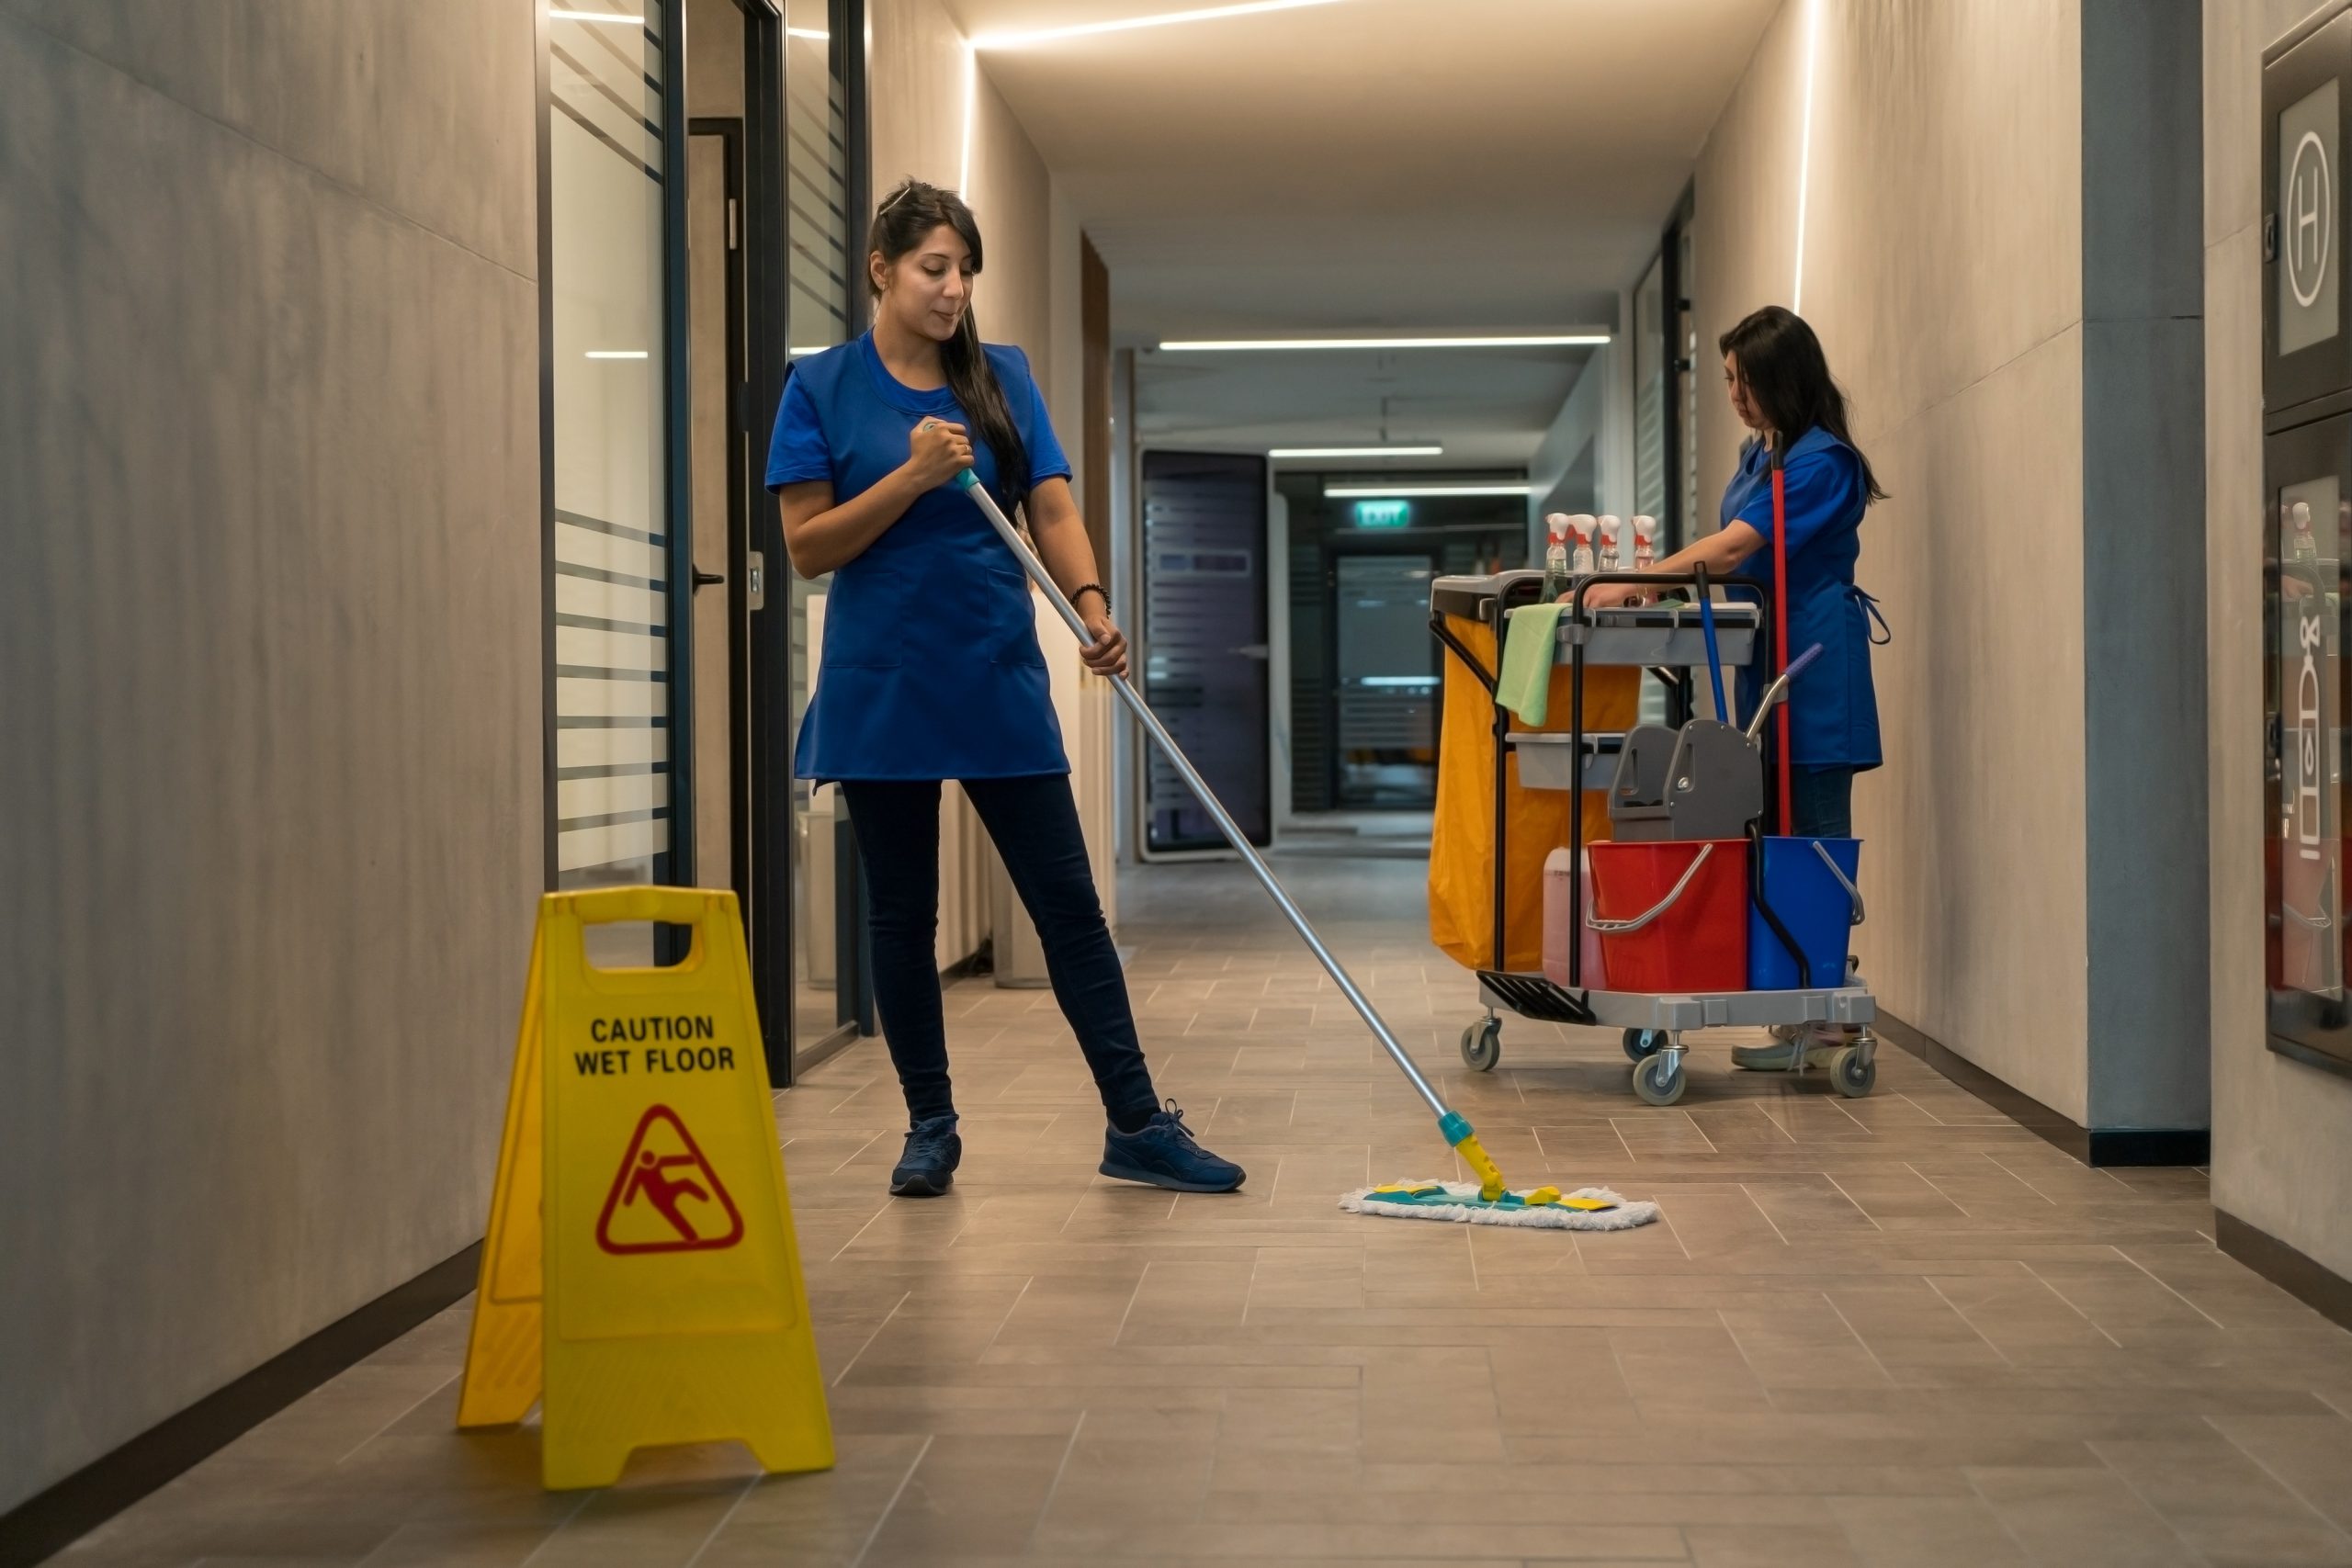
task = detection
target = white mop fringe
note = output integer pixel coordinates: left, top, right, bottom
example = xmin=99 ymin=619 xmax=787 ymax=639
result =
xmin=1337 ymin=1183 xmax=1660 ymax=1230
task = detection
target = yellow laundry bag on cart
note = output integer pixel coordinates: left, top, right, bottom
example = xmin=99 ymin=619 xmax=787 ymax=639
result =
xmin=1430 ymin=614 xmax=1640 ymax=973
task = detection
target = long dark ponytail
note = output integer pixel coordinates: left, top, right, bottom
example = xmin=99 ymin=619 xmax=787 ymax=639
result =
xmin=867 ymin=178 xmax=1033 ymax=517
xmin=1718 ymin=306 xmax=1887 ymax=503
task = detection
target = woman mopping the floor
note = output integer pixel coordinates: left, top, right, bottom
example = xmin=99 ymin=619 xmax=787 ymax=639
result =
xmin=768 ymin=178 xmax=1244 ymax=1198
xmin=1577 ymin=304 xmax=1887 ymax=1068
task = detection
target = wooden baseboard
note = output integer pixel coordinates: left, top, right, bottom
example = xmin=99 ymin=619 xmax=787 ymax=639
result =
xmin=2216 ymin=1209 xmax=2352 ymax=1335
xmin=1876 ymin=1011 xmax=2209 ymax=1168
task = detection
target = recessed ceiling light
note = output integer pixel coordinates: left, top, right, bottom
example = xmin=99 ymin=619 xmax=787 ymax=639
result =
xmin=1324 ymin=483 xmax=1534 ymax=499
xmin=1162 ymin=335 xmax=1608 ymax=352
xmin=1270 ymin=446 xmax=1444 ymax=459
xmin=549 ymin=9 xmax=644 ymax=23
xmin=972 ymin=0 xmax=1349 ymax=50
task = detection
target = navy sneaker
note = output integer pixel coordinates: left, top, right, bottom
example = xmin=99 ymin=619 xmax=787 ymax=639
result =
xmin=1100 ymin=1101 xmax=1245 ymax=1192
xmin=889 ymin=1113 xmax=961 ymax=1197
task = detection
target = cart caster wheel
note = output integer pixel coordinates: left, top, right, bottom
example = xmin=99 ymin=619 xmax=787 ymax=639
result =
xmin=1632 ymin=1051 xmax=1686 ymax=1106
xmin=1461 ymin=1018 xmax=1502 ymax=1072
xmin=1623 ymin=1028 xmax=1667 ymax=1063
xmin=1831 ymin=1044 xmax=1876 ymax=1098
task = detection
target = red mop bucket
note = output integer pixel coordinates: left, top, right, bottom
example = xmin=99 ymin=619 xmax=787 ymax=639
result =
xmin=1586 ymin=839 xmax=1750 ymax=992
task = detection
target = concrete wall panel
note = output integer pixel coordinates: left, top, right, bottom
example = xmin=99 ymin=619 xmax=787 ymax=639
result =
xmin=0 ymin=5 xmax=540 ymax=1511
xmin=1694 ymin=0 xmax=2092 ymax=1117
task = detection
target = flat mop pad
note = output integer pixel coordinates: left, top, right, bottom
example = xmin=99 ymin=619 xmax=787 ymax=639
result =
xmin=1339 ymin=1182 xmax=1659 ymax=1230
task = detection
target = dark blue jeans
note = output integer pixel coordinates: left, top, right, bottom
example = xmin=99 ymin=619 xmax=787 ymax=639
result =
xmin=839 ymin=774 xmax=1158 ymax=1127
xmin=1787 ymin=765 xmax=1856 ymax=840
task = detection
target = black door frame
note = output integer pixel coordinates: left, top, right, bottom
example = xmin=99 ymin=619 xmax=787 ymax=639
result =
xmin=687 ymin=113 xmax=753 ymax=913
xmin=745 ymin=0 xmax=874 ymax=1084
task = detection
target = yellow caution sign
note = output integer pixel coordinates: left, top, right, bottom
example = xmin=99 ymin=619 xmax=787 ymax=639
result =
xmin=456 ymin=888 xmax=834 ymax=1489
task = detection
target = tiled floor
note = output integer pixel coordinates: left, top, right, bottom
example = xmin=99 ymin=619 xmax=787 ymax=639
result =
xmin=54 ymin=855 xmax=2352 ymax=1567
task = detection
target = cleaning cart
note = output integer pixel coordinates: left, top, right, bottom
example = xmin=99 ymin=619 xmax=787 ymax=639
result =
xmin=1428 ymin=566 xmax=1878 ymax=1106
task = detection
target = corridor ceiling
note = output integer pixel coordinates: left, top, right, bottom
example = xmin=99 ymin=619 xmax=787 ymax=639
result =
xmin=949 ymin=0 xmax=1780 ymax=466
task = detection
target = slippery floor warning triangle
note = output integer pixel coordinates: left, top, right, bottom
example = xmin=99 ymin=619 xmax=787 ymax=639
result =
xmin=595 ymin=1104 xmax=745 ymax=1255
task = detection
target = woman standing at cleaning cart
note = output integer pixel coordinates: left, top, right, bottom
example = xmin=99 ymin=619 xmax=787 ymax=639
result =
xmin=1577 ymin=306 xmax=1886 ymax=1064
xmin=769 ymin=178 xmax=1244 ymax=1198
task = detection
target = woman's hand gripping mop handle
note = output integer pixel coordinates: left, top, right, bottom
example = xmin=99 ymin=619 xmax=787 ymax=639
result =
xmin=942 ymin=452 xmax=1514 ymax=1199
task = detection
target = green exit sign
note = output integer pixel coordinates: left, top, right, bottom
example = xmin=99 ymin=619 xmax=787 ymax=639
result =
xmin=1352 ymin=499 xmax=1412 ymax=528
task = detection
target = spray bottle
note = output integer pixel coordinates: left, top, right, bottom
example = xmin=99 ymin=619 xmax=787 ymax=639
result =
xmin=1542 ymin=513 xmax=1574 ymax=600
xmin=1598 ymin=515 xmax=1623 ymax=573
xmin=1633 ymin=514 xmax=1658 ymax=572
xmin=1571 ymin=517 xmax=1598 ymax=577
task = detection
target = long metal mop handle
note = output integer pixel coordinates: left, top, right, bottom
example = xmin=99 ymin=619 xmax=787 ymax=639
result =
xmin=946 ymin=467 xmax=1452 ymax=1123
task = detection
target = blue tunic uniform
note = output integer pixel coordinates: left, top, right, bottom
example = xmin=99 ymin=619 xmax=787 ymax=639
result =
xmin=767 ymin=333 xmax=1073 ymax=783
xmin=1723 ymin=424 xmax=1884 ymax=770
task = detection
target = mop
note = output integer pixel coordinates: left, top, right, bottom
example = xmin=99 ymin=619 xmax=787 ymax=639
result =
xmin=934 ymin=435 xmax=1655 ymax=1232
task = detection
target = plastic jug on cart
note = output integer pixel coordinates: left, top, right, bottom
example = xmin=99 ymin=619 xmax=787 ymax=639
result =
xmin=1541 ymin=848 xmax=1610 ymax=990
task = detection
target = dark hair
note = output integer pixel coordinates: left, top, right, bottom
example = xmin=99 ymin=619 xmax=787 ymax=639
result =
xmin=1718 ymin=306 xmax=1887 ymax=502
xmin=868 ymin=178 xmax=1032 ymax=516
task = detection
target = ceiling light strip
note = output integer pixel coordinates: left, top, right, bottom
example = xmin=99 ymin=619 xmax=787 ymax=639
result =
xmin=1161 ymin=335 xmax=1607 ymax=352
xmin=1269 ymin=446 xmax=1444 ymax=458
xmin=972 ymin=0 xmax=1349 ymax=50
xmin=1324 ymin=484 xmax=1533 ymax=499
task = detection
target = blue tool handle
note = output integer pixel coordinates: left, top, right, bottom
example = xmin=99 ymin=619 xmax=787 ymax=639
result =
xmin=1698 ymin=592 xmax=1727 ymax=721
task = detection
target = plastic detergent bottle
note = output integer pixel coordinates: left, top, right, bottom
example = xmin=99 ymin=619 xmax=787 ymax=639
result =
xmin=1571 ymin=519 xmax=1597 ymax=577
xmin=1598 ymin=515 xmax=1623 ymax=571
xmin=1542 ymin=513 xmax=1573 ymax=600
xmin=1633 ymin=514 xmax=1658 ymax=571
xmin=1543 ymin=848 xmax=1609 ymax=989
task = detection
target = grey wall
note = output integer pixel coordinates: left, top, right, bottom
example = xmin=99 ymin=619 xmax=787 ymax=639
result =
xmin=2205 ymin=0 xmax=2352 ymax=1280
xmin=2080 ymin=0 xmax=2211 ymax=1131
xmin=0 ymin=0 xmax=542 ymax=1512
xmin=1693 ymin=0 xmax=2211 ymax=1135
xmin=1695 ymin=0 xmax=2095 ymax=1120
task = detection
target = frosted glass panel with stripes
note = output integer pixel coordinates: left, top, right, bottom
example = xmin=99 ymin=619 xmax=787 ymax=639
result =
xmin=549 ymin=1 xmax=675 ymax=899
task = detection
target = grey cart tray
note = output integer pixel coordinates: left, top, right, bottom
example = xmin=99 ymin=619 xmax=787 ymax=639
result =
xmin=1430 ymin=570 xmax=1760 ymax=669
xmin=1476 ymin=974 xmax=1877 ymax=1032
xmin=1506 ymin=732 xmax=1623 ymax=792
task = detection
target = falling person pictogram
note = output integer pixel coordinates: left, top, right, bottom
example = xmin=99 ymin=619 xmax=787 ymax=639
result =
xmin=624 ymin=1151 xmax=711 ymax=1241
xmin=594 ymin=1104 xmax=746 ymax=1255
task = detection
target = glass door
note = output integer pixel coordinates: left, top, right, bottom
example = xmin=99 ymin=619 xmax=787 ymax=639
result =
xmin=1332 ymin=553 xmax=1439 ymax=808
xmin=546 ymin=0 xmax=689 ymax=967
xmin=783 ymin=0 xmax=867 ymax=1068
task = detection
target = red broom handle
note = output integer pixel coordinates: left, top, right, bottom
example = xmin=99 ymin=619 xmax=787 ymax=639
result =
xmin=1770 ymin=446 xmax=1792 ymax=835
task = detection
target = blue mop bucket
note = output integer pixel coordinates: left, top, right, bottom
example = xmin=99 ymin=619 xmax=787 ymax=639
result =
xmin=1747 ymin=837 xmax=1863 ymax=990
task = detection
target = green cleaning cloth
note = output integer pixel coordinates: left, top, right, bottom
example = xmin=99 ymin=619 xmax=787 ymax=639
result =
xmin=1498 ymin=602 xmax=1564 ymax=725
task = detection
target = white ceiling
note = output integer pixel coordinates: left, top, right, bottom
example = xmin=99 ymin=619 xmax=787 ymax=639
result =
xmin=948 ymin=0 xmax=1778 ymax=463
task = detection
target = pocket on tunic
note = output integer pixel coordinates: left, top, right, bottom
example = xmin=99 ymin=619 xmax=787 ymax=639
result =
xmin=823 ymin=558 xmax=911 ymax=668
xmin=986 ymin=566 xmax=1045 ymax=667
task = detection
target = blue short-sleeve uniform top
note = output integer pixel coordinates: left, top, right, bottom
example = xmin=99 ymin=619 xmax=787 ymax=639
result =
xmin=1722 ymin=424 xmax=1883 ymax=770
xmin=767 ymin=333 xmax=1074 ymax=784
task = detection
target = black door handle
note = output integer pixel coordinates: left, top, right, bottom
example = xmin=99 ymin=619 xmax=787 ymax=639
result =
xmin=692 ymin=568 xmax=725 ymax=591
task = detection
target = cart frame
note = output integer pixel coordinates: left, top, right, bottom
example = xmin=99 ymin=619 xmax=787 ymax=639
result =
xmin=1429 ymin=568 xmax=1879 ymax=1103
